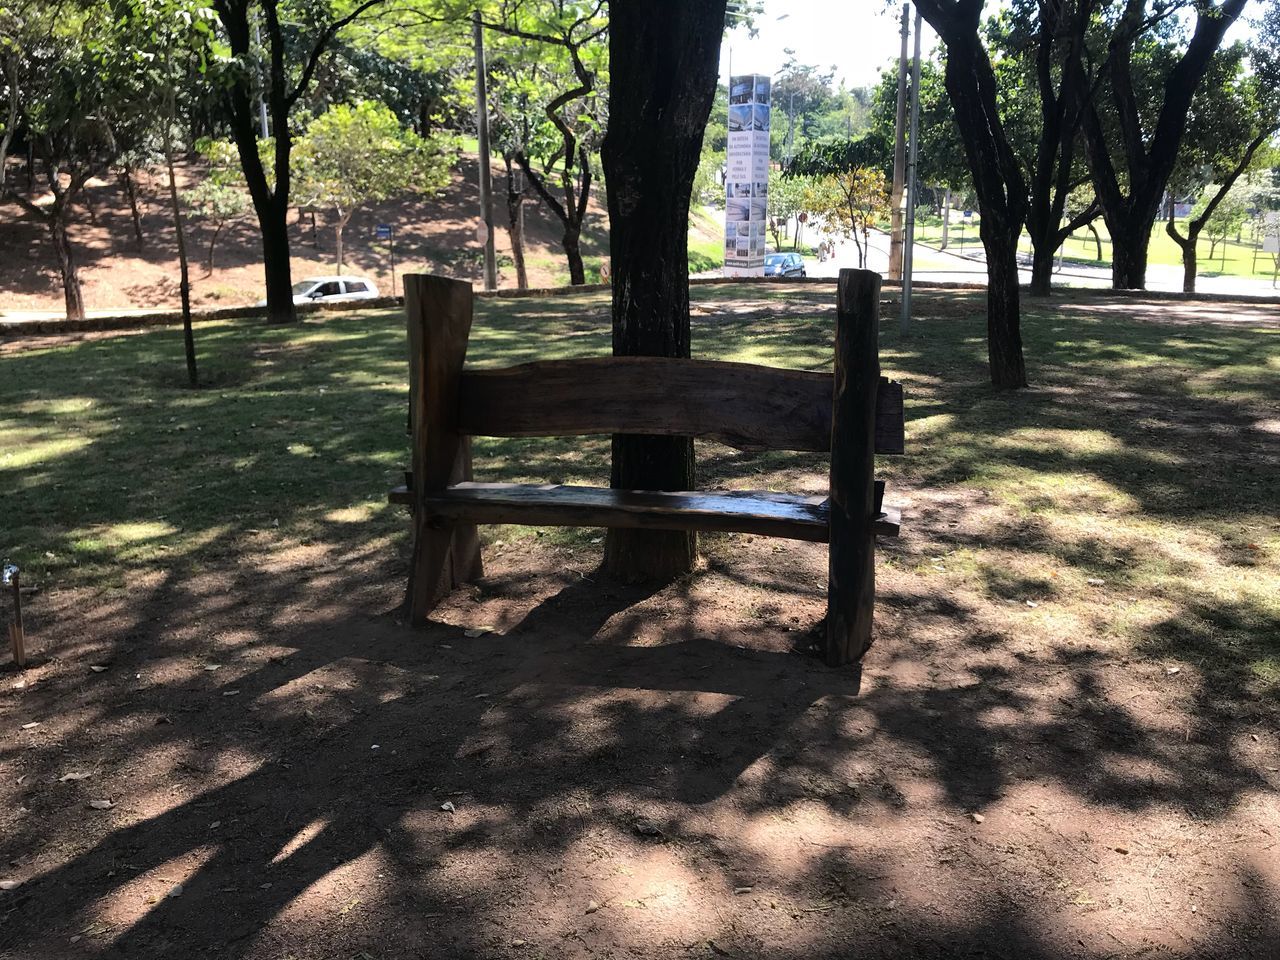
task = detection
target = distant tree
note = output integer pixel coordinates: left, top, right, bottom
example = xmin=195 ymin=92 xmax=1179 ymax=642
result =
xmin=1166 ymin=29 xmax=1280 ymax=292
xmin=1076 ymin=0 xmax=1250 ymax=289
xmin=9 ymin=2 xmax=126 ymax=321
xmin=0 ymin=3 xmax=21 ymax=202
xmin=209 ymin=0 xmax=394 ymax=323
xmin=766 ymin=167 xmax=805 ymax=250
xmin=913 ymin=0 xmax=1029 ymax=389
xmin=187 ymin=140 xmax=253 ymax=273
xmin=294 ymin=101 xmax=451 ymax=272
xmin=479 ymin=1 xmax=608 ymax=285
xmin=802 ymin=168 xmax=889 ymax=268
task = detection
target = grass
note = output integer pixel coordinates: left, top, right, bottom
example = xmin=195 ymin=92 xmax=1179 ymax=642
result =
xmin=2 ymin=286 xmax=1277 ymax=687
xmin=914 ymin=213 xmax=1280 ymax=279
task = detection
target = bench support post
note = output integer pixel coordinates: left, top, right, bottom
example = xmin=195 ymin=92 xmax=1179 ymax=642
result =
xmin=405 ymin=275 xmax=483 ymax=625
xmin=826 ymin=269 xmax=882 ymax=666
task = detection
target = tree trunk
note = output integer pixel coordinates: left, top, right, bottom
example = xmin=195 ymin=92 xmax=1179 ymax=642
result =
xmin=1087 ymin=222 xmax=1102 ymax=261
xmin=940 ymin=187 xmax=951 ymax=248
xmin=50 ymin=214 xmax=86 ymax=322
xmin=123 ymin=167 xmax=144 ymax=246
xmin=206 ymin=221 xmax=223 ymax=274
xmin=563 ymin=226 xmax=585 ymax=286
xmin=335 ymin=208 xmax=349 ymax=272
xmin=983 ymin=222 xmax=1028 ymax=389
xmin=259 ymin=204 xmax=295 ymax=323
xmin=504 ymin=157 xmax=528 ymax=290
xmin=164 ymin=120 xmax=198 ymax=387
xmin=1029 ymin=241 xmax=1055 ymax=297
xmin=1109 ymin=217 xmax=1149 ymax=289
xmin=918 ymin=0 xmax=1030 ymax=389
xmin=1181 ymin=241 xmax=1197 ymax=293
xmin=600 ymin=0 xmax=726 ymax=581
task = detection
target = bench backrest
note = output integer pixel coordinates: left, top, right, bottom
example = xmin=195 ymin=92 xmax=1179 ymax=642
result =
xmin=403 ymin=274 xmax=903 ymax=463
xmin=457 ymin=357 xmax=904 ymax=454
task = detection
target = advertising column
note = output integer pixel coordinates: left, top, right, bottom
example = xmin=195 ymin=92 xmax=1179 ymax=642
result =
xmin=724 ymin=74 xmax=771 ymax=277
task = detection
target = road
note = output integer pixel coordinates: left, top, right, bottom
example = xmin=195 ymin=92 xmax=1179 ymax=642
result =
xmin=801 ymin=227 xmax=1280 ymax=298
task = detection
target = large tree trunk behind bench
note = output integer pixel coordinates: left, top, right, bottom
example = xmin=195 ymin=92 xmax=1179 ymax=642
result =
xmin=600 ymin=0 xmax=727 ymax=581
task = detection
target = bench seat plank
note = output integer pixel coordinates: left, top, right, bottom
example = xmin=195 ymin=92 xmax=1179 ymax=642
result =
xmin=388 ymin=482 xmax=900 ymax=541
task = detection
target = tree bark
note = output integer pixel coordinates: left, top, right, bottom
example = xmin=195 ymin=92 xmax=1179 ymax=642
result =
xmin=1029 ymin=244 xmax=1055 ymax=296
xmin=163 ymin=99 xmax=198 ymax=388
xmin=916 ymin=0 xmax=1029 ymax=388
xmin=123 ymin=167 xmax=145 ymax=246
xmin=982 ymin=214 xmax=1027 ymax=389
xmin=503 ymin=155 xmax=528 ymax=290
xmin=50 ymin=215 xmax=86 ymax=322
xmin=335 ymin=208 xmax=350 ymax=272
xmin=940 ymin=186 xmax=951 ymax=249
xmin=563 ymin=225 xmax=585 ymax=285
xmin=206 ymin=221 xmax=223 ymax=274
xmin=600 ymin=0 xmax=726 ymax=581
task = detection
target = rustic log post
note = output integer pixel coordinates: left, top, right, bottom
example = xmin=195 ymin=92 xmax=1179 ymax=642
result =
xmin=826 ymin=269 xmax=881 ymax=667
xmin=405 ymin=275 xmax=483 ymax=625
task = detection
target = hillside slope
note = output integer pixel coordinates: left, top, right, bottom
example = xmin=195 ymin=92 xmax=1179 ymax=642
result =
xmin=0 ymin=156 xmax=614 ymax=315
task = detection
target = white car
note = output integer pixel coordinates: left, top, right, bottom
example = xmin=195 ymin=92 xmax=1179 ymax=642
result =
xmin=288 ymin=275 xmax=380 ymax=304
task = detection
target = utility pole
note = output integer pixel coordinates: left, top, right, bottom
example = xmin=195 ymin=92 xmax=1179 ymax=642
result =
xmin=473 ymin=11 xmax=497 ymax=291
xmin=900 ymin=4 xmax=922 ymax=335
xmin=888 ymin=3 xmax=910 ymax=280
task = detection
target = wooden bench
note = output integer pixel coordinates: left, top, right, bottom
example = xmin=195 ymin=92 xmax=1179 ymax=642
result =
xmin=389 ymin=268 xmax=904 ymax=666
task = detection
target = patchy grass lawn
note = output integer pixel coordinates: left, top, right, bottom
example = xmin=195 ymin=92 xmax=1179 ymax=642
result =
xmin=4 ymin=285 xmax=1276 ymax=682
xmin=1 ymin=284 xmax=1278 ymax=959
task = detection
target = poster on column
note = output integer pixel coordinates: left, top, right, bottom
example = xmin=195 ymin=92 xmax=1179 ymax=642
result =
xmin=725 ymin=74 xmax=771 ymax=276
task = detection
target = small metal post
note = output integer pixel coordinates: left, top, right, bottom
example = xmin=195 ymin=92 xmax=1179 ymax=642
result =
xmin=4 ymin=562 xmax=24 ymax=668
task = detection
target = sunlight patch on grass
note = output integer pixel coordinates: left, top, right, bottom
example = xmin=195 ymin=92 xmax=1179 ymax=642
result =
xmin=0 ymin=434 xmax=94 ymax=469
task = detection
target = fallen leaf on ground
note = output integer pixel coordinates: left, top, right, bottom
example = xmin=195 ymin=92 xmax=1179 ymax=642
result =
xmin=58 ymin=772 xmax=91 ymax=782
xmin=971 ymin=813 xmax=985 ymax=824
xmin=204 ymin=664 xmax=222 ymax=672
xmin=89 ymin=666 xmax=108 ymax=673
xmin=585 ymin=900 xmax=599 ymax=914
xmin=633 ymin=819 xmax=663 ymax=837
xmin=222 ymin=690 xmax=240 ymax=697
xmin=0 ymin=880 xmax=21 ymax=890
xmin=1086 ymin=578 xmax=1104 ymax=586
xmin=1114 ymin=846 xmax=1129 ymax=854
xmin=440 ymin=801 xmax=455 ymax=813
xmin=87 ymin=799 xmax=114 ymax=810
xmin=734 ymin=886 xmax=754 ymax=895
xmin=21 ymin=722 xmax=39 ymax=730
xmin=167 ymin=884 xmax=183 ymax=898
xmin=1166 ymin=667 xmax=1181 ymax=675
xmin=463 ymin=626 xmax=494 ymax=638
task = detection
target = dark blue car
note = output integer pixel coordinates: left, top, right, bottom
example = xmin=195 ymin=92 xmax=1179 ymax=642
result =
xmin=764 ymin=252 xmax=806 ymax=277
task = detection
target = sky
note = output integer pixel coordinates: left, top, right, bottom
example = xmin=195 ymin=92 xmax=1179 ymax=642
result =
xmin=719 ymin=0 xmax=940 ymax=91
xmin=720 ymin=0 xmax=1262 ymax=92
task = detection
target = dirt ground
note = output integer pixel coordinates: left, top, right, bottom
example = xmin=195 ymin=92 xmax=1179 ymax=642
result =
xmin=1 ymin=292 xmax=1278 ymax=959
xmin=0 ymin=156 xmax=613 ymax=314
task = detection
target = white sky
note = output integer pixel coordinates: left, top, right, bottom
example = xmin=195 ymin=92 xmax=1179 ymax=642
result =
xmin=721 ymin=0 xmax=1261 ymax=91
xmin=719 ymin=0 xmax=940 ymax=90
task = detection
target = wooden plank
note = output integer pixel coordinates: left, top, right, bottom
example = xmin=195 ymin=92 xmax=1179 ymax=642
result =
xmin=826 ymin=268 xmax=882 ymax=668
xmin=404 ymin=481 xmax=900 ymax=541
xmin=457 ymin=357 xmax=905 ymax=454
xmin=405 ymin=275 xmax=483 ymax=625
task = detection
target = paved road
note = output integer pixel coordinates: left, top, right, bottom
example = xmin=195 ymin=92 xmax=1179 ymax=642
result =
xmin=802 ymin=227 xmax=1280 ymax=298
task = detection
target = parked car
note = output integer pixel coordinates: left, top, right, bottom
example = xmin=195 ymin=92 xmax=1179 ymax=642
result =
xmin=290 ymin=275 xmax=380 ymax=303
xmin=256 ymin=276 xmax=381 ymax=307
xmin=764 ymin=252 xmax=806 ymax=278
